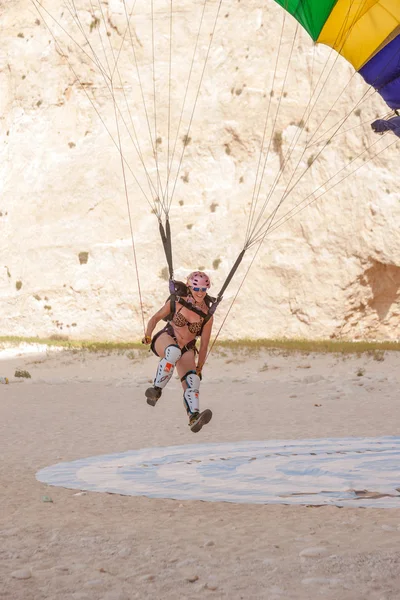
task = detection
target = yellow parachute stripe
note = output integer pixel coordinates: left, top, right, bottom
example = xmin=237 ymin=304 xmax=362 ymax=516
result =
xmin=317 ymin=0 xmax=400 ymax=70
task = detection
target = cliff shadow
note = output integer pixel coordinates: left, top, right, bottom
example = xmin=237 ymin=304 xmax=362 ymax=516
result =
xmin=362 ymin=260 xmax=400 ymax=321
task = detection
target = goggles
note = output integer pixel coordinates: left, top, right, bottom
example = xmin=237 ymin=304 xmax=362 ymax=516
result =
xmin=191 ymin=286 xmax=208 ymax=292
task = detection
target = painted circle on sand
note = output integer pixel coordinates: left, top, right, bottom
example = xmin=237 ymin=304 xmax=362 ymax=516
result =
xmin=36 ymin=437 xmax=400 ymax=507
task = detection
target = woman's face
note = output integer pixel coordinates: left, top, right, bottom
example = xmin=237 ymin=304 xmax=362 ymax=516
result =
xmin=190 ymin=287 xmax=208 ymax=303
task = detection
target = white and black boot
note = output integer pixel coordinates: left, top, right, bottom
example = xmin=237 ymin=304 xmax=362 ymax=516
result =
xmin=182 ymin=370 xmax=212 ymax=432
xmin=189 ymin=409 xmax=213 ymax=433
xmin=146 ymin=344 xmax=182 ymax=407
xmin=145 ymin=386 xmax=162 ymax=406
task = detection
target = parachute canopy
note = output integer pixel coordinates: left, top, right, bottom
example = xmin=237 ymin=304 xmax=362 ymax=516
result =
xmin=273 ymin=0 xmax=400 ymax=109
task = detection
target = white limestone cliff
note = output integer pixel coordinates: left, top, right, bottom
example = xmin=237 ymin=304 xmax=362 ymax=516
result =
xmin=1 ymin=0 xmax=399 ymax=341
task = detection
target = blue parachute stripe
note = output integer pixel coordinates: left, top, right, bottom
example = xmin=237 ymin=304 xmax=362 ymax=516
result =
xmin=375 ymin=77 xmax=400 ymax=110
xmin=359 ymin=35 xmax=400 ymax=110
xmin=371 ymin=116 xmax=400 ymax=138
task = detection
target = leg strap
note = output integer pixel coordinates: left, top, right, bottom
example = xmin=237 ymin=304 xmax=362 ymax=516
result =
xmin=182 ymin=370 xmax=200 ymax=415
xmin=154 ymin=344 xmax=181 ymax=389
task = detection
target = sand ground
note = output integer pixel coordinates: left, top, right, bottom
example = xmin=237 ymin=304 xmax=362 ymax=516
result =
xmin=1 ymin=344 xmax=400 ymax=600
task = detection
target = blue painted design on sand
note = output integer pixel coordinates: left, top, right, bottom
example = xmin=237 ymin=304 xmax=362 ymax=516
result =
xmin=36 ymin=437 xmax=400 ymax=507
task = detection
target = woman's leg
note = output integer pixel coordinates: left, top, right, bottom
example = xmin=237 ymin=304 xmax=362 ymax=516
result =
xmin=176 ymin=351 xmax=212 ymax=432
xmin=175 ymin=350 xmax=198 ymax=416
xmin=146 ymin=332 xmax=181 ymax=406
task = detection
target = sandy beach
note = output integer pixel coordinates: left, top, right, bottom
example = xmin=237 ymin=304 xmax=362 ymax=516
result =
xmin=1 ymin=344 xmax=400 ymax=599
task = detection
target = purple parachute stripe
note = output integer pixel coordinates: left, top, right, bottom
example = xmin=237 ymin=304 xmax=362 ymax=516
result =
xmin=359 ymin=35 xmax=400 ymax=110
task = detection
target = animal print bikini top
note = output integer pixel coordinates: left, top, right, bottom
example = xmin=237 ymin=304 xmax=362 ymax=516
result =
xmin=173 ymin=307 xmax=204 ymax=336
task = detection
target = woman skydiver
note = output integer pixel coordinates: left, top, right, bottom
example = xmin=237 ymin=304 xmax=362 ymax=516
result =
xmin=142 ymin=271 xmax=213 ymax=432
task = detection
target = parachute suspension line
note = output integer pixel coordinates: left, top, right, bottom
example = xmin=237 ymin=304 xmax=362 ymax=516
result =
xmin=122 ymin=0 xmax=165 ymax=216
xmin=244 ymin=21 xmax=300 ymax=249
xmin=244 ymin=10 xmax=288 ymax=245
xmin=310 ymin=39 xmax=400 ymax=147
xmin=152 ymin=0 xmax=173 ymax=278
xmin=159 ymin=1 xmax=223 ymax=290
xmin=44 ymin=0 xmax=161 ymax=207
xmin=208 ymin=139 xmax=397 ymax=359
xmin=208 ymin=134 xmax=397 ymax=359
xmin=211 ymin=2 xmax=372 ymax=329
xmin=265 ymin=136 xmax=397 ymax=242
xmin=89 ymin=0 xmax=114 ymax=76
xmin=150 ymin=0 xmax=163 ymax=210
xmin=303 ymin=76 xmax=372 ymax=149
xmin=199 ymin=0 xmax=291 ymax=357
xmin=246 ymin=88 xmax=375 ymax=250
xmin=245 ymin=46 xmax=343 ymax=245
xmin=308 ymin=107 xmax=392 ymax=148
xmin=67 ymin=0 xmax=121 ymax=82
xmin=305 ymin=37 xmax=318 ymax=148
xmin=245 ymin=0 xmax=380 ymax=247
xmin=293 ymin=0 xmax=372 ymax=151
xmin=208 ymin=248 xmax=246 ymax=318
xmin=245 ymin=24 xmax=302 ymax=248
xmin=206 ymin=242 xmax=263 ymax=363
xmin=109 ymin=8 xmax=132 ymax=81
xmin=246 ymin=132 xmax=395 ymax=250
xmin=153 ymin=0 xmax=222 ymax=274
xmin=96 ymin=0 xmax=166 ymax=210
xmin=97 ymin=0 xmax=163 ymax=210
xmin=165 ymin=0 xmax=224 ymax=214
xmin=106 ymin=0 xmax=163 ymax=210
xmin=31 ymin=0 xmax=158 ymax=214
xmin=265 ymin=86 xmax=379 ymax=238
xmin=165 ymin=0 xmax=173 ymax=211
xmin=112 ymin=78 xmax=147 ymax=336
xmin=162 ymin=0 xmax=209 ymax=210
xmin=245 ymin=11 xmax=335 ymax=246
xmin=36 ymin=0 xmax=109 ymax=81
xmin=69 ymin=0 xmax=148 ymax=330
xmin=248 ymin=135 xmax=398 ymax=249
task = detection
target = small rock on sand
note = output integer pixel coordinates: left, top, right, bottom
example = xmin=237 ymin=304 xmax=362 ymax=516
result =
xmin=11 ymin=568 xmax=32 ymax=580
xmin=118 ymin=546 xmax=132 ymax=558
xmin=302 ymin=577 xmax=341 ymax=586
xmin=84 ymin=579 xmax=103 ymax=588
xmin=299 ymin=546 xmax=329 ymax=558
xmin=139 ymin=574 xmax=155 ymax=582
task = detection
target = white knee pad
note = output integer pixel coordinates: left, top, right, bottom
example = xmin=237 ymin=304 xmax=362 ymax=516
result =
xmin=154 ymin=344 xmax=182 ymax=389
xmin=165 ymin=345 xmax=182 ymax=363
xmin=183 ymin=371 xmax=200 ymax=415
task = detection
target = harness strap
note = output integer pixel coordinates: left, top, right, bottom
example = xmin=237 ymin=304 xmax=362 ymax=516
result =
xmin=176 ymin=297 xmax=208 ymax=319
xmin=159 ymin=220 xmax=174 ymax=280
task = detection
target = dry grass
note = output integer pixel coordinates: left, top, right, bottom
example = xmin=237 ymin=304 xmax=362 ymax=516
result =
xmin=1 ymin=336 xmax=399 ymax=357
xmin=0 ymin=336 xmax=145 ymax=354
xmin=212 ymin=338 xmax=400 ymax=356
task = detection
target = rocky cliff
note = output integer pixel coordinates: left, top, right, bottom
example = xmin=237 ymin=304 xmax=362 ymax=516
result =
xmin=1 ymin=0 xmax=399 ymax=341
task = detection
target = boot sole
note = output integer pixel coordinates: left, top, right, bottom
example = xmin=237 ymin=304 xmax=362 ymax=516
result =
xmin=145 ymin=389 xmax=161 ymax=407
xmin=190 ymin=409 xmax=212 ymax=433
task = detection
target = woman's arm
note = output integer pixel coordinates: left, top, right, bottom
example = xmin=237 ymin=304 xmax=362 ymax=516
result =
xmin=196 ymin=316 xmax=213 ymax=375
xmin=142 ymin=301 xmax=171 ymax=343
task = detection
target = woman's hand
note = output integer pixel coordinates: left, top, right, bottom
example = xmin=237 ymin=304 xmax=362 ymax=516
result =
xmin=143 ymin=301 xmax=173 ymax=346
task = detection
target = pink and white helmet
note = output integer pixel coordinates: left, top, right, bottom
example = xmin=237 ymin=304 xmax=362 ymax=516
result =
xmin=187 ymin=271 xmax=211 ymax=290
